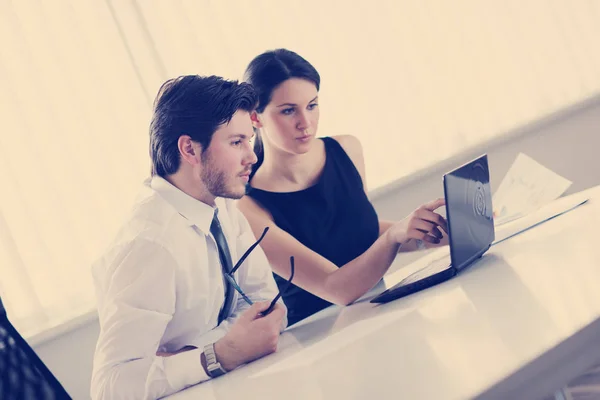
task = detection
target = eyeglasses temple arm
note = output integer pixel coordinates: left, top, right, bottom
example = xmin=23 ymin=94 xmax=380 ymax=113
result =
xmin=262 ymin=256 xmax=295 ymax=316
xmin=230 ymin=227 xmax=269 ymax=275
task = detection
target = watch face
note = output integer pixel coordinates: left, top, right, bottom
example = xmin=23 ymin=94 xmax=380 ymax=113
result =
xmin=208 ymin=363 xmax=226 ymax=378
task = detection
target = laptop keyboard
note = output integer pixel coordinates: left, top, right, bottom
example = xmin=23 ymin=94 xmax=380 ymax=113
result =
xmin=400 ymin=254 xmax=452 ymax=285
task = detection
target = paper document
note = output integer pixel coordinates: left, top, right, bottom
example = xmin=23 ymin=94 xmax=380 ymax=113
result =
xmin=492 ymin=153 xmax=572 ymax=226
xmin=493 ymin=190 xmax=589 ymax=245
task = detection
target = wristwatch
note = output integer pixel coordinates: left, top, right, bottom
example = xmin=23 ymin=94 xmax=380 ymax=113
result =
xmin=203 ymin=343 xmax=227 ymax=378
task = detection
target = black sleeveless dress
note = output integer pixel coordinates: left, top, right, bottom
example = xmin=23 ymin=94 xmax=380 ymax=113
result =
xmin=247 ymin=137 xmax=380 ymax=325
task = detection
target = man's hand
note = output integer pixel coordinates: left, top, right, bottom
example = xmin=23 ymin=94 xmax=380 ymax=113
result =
xmin=214 ymin=301 xmax=285 ymax=371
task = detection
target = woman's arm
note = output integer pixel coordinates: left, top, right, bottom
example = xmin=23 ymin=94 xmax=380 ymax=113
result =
xmin=379 ymin=219 xmax=417 ymax=251
xmin=335 ymin=135 xmax=448 ymax=252
xmin=237 ymin=196 xmax=445 ymax=306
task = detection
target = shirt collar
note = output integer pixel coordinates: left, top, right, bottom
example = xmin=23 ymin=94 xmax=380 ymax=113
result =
xmin=149 ymin=175 xmax=215 ymax=234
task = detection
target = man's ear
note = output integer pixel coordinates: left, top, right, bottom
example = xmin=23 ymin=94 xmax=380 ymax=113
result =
xmin=250 ymin=111 xmax=263 ymax=129
xmin=178 ymin=135 xmax=201 ymax=166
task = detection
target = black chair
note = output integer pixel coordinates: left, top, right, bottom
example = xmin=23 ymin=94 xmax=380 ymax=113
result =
xmin=0 ymin=297 xmax=71 ymax=399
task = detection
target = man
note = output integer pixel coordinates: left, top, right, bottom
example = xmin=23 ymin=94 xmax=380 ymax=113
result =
xmin=91 ymin=75 xmax=287 ymax=399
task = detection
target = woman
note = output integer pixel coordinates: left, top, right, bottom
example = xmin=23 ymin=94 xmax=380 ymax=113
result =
xmin=238 ymin=49 xmax=448 ymax=326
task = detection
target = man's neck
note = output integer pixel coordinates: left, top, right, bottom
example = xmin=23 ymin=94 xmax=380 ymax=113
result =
xmin=165 ymin=171 xmax=216 ymax=207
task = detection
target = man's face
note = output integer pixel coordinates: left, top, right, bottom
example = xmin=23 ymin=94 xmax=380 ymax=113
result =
xmin=200 ymin=110 xmax=257 ymax=199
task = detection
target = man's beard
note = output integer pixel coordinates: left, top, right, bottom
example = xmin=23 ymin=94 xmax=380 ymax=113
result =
xmin=200 ymin=155 xmax=245 ymax=200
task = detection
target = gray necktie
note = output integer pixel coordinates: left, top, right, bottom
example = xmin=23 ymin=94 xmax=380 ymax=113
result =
xmin=210 ymin=211 xmax=235 ymax=324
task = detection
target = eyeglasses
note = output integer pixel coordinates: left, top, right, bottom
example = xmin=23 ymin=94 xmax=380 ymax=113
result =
xmin=223 ymin=227 xmax=295 ymax=316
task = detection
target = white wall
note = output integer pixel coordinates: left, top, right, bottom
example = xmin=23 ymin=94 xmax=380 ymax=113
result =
xmin=31 ymin=95 xmax=600 ymax=399
xmin=112 ymin=0 xmax=600 ymax=190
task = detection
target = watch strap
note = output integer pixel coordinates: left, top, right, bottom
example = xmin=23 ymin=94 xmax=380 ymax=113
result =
xmin=203 ymin=343 xmax=227 ymax=378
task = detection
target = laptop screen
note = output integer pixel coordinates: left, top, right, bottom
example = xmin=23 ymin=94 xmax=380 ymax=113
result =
xmin=444 ymin=155 xmax=495 ymax=271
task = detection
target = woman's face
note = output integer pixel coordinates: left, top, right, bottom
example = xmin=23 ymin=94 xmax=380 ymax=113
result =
xmin=255 ymin=78 xmax=320 ymax=155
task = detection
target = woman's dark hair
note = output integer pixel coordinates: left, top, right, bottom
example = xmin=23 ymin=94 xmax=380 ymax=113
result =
xmin=243 ymin=49 xmax=321 ymax=177
xmin=149 ymin=75 xmax=257 ymax=177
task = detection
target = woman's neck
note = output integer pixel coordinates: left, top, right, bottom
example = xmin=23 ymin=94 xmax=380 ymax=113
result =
xmin=255 ymin=138 xmax=326 ymax=191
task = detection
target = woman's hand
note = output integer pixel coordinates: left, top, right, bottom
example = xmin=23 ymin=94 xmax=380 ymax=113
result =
xmin=386 ymin=198 xmax=448 ymax=246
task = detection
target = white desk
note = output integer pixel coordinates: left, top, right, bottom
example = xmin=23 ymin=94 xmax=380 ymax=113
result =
xmin=168 ymin=186 xmax=600 ymax=400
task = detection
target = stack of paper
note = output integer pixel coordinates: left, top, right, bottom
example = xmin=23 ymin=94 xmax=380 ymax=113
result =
xmin=493 ymin=191 xmax=589 ymax=245
xmin=492 ymin=153 xmax=572 ymax=226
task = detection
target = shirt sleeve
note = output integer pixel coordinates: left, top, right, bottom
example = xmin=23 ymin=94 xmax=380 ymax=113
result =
xmin=91 ymin=239 xmax=210 ymax=400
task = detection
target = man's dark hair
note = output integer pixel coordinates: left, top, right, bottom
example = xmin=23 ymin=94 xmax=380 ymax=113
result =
xmin=149 ymin=75 xmax=257 ymax=177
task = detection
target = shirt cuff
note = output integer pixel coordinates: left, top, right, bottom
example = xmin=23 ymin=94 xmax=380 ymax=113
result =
xmin=163 ymin=348 xmax=210 ymax=389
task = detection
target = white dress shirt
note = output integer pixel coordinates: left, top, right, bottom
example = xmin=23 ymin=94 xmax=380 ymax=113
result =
xmin=91 ymin=176 xmax=286 ymax=400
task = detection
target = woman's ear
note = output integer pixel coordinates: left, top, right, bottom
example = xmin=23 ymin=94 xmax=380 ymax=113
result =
xmin=178 ymin=135 xmax=201 ymax=166
xmin=250 ymin=111 xmax=263 ymax=129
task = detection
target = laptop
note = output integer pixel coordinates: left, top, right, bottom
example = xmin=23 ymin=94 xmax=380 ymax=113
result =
xmin=370 ymin=154 xmax=495 ymax=304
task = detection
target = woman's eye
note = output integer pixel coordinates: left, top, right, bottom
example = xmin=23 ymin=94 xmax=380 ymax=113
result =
xmin=232 ymin=140 xmax=242 ymax=146
xmin=281 ymin=108 xmax=294 ymax=115
xmin=308 ymin=103 xmax=318 ymax=110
